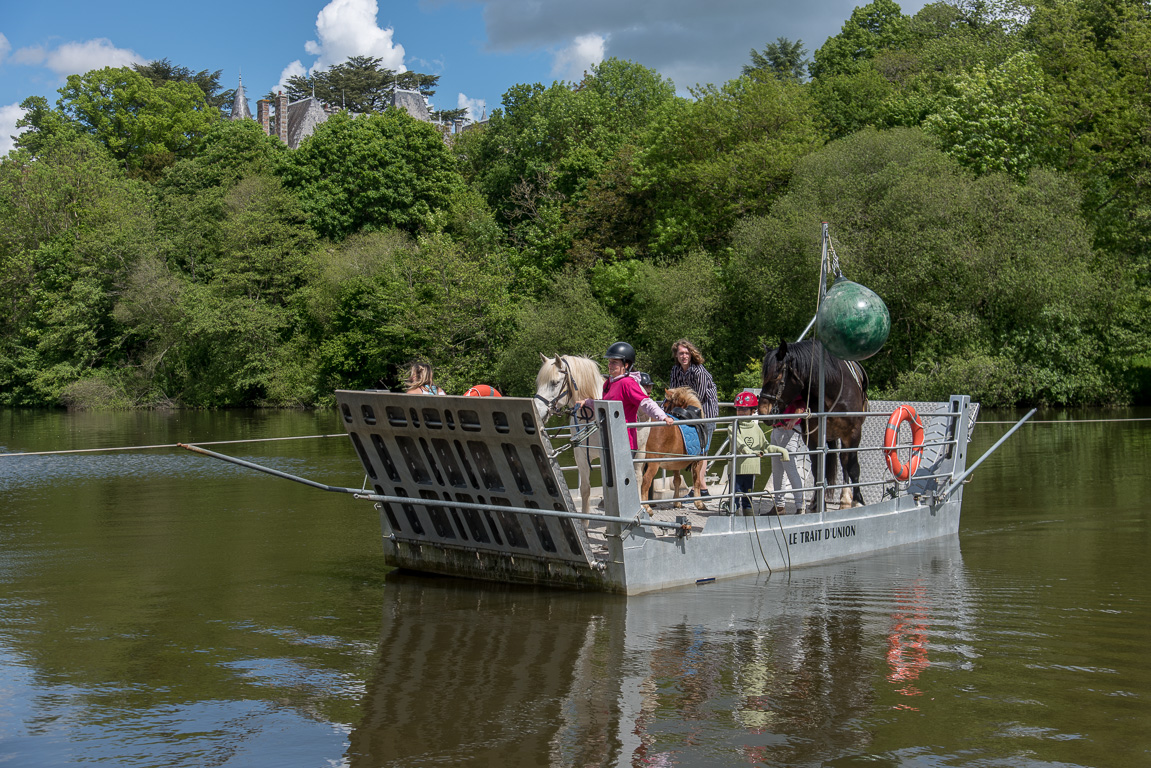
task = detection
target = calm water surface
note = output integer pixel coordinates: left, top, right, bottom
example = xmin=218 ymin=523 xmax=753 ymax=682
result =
xmin=0 ymin=407 xmax=1148 ymax=767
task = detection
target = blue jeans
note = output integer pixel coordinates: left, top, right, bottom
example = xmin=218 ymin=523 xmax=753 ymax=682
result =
xmin=735 ymin=474 xmax=756 ymax=509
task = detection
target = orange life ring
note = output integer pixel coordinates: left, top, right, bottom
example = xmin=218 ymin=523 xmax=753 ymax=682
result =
xmin=884 ymin=404 xmax=925 ymax=482
xmin=464 ymin=384 xmax=502 ymax=397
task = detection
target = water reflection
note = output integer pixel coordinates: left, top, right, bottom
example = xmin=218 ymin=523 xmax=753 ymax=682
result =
xmin=3 ymin=407 xmax=1149 ymax=767
xmin=348 ymin=539 xmax=971 ymax=767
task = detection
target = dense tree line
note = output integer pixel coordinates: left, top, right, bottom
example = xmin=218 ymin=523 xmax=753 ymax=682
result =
xmin=1 ymin=0 xmax=1149 ymax=409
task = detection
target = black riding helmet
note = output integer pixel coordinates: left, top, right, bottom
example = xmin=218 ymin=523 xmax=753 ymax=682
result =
xmin=632 ymin=371 xmax=653 ymax=390
xmin=604 ymin=341 xmax=636 ymax=370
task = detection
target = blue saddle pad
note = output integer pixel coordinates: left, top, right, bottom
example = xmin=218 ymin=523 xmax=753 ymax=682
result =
xmin=677 ymin=423 xmax=703 ymax=456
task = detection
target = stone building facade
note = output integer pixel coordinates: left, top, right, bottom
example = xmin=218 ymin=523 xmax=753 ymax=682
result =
xmin=230 ymin=76 xmax=436 ymax=149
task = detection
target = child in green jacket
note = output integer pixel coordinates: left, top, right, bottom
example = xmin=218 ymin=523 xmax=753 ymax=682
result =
xmin=733 ymin=391 xmax=769 ymax=512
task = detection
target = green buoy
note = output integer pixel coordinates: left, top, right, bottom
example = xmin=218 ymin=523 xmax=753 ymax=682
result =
xmin=816 ymin=277 xmax=890 ymax=361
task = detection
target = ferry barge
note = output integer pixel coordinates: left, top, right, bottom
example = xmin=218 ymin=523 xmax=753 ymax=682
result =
xmin=305 ymin=388 xmax=1012 ymax=594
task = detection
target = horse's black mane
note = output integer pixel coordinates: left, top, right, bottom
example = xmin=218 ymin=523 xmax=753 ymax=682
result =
xmin=768 ymin=339 xmax=870 ymax=406
xmin=780 ymin=340 xmax=847 ymax=390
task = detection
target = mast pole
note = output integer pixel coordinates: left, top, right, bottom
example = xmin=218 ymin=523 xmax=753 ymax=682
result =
xmin=816 ymin=223 xmax=829 ymax=513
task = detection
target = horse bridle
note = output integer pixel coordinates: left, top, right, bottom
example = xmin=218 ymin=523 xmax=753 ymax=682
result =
xmin=760 ymin=360 xmax=792 ymax=408
xmin=763 ymin=356 xmax=858 ymax=414
xmin=533 ymin=357 xmax=581 ymax=418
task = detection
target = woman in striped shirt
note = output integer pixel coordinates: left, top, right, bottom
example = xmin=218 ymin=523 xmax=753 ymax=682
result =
xmin=668 ymin=338 xmax=719 ymax=451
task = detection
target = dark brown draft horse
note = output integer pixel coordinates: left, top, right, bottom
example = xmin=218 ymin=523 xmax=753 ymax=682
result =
xmin=640 ymin=387 xmax=707 ymax=514
xmin=758 ymin=339 xmax=869 ymax=510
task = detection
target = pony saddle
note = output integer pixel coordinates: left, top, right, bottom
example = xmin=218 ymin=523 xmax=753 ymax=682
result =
xmin=667 ymin=405 xmax=702 ymax=422
xmin=667 ymin=405 xmax=706 ymax=456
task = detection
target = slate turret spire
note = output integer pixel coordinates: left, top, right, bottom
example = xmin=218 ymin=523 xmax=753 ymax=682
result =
xmin=231 ymin=72 xmax=252 ymax=121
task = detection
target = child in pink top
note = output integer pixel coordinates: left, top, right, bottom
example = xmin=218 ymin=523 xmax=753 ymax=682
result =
xmin=581 ymin=342 xmax=674 ymax=450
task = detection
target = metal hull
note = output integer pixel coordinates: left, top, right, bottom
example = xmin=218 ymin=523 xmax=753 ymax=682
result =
xmin=613 ymin=494 xmax=963 ymax=594
xmin=335 ymin=390 xmax=975 ymax=595
xmin=377 ymin=493 xmax=963 ymax=594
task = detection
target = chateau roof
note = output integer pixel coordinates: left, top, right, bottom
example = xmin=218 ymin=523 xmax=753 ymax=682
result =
xmin=231 ymin=74 xmax=252 ymax=121
xmin=285 ymin=97 xmax=329 ymax=149
xmin=392 ymin=89 xmax=429 ymax=122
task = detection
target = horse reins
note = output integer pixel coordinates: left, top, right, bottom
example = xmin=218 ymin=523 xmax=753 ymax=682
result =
xmin=534 ymin=357 xmax=600 ymax=464
xmin=533 ymin=357 xmax=580 ymax=418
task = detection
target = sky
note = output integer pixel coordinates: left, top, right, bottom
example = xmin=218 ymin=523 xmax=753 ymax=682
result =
xmin=0 ymin=0 xmax=930 ymax=155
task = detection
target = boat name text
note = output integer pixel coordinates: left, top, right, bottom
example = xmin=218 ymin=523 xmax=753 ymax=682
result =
xmin=787 ymin=524 xmax=857 ymax=545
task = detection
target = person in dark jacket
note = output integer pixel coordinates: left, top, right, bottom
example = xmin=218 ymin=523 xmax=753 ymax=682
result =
xmin=668 ymin=339 xmax=719 ymax=448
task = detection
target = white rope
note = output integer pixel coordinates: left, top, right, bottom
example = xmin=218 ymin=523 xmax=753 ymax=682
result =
xmin=0 ymin=433 xmax=347 ymax=457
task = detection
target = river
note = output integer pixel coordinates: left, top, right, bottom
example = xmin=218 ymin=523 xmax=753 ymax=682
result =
xmin=1 ymin=406 xmax=1148 ymax=767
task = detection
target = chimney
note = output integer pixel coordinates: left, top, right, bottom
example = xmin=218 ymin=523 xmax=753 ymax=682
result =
xmin=276 ymin=92 xmax=289 ymax=144
xmin=257 ymin=100 xmax=270 ymax=136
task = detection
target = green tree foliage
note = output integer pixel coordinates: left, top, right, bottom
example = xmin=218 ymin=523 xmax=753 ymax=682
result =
xmin=13 ymin=95 xmax=77 ymax=156
xmin=1023 ymin=0 xmax=1151 ymax=264
xmin=495 ymin=271 xmax=620 ymax=395
xmin=284 ymin=56 xmax=439 ymax=112
xmin=154 ymin=120 xmax=288 ymax=282
xmin=727 ymin=127 xmax=1128 ymax=405
xmin=119 ymin=173 xmax=318 ymax=407
xmin=564 ymin=146 xmax=658 ymax=267
xmin=2 ymin=15 xmax=1149 ymax=410
xmin=460 ymin=59 xmax=676 ymax=217
xmin=455 ymin=59 xmax=677 ymax=282
xmin=924 ymin=51 xmax=1055 ymax=178
xmin=36 ymin=67 xmax=220 ymax=177
xmin=810 ymin=0 xmax=912 ymax=79
xmin=743 ymin=38 xmax=810 ymax=81
xmin=0 ymin=137 xmax=156 ymax=405
xmin=808 ymin=1 xmax=1024 ymax=138
xmin=161 ymin=119 xmax=286 ymax=192
xmin=635 ymin=77 xmax=823 ymax=255
xmin=133 ymin=58 xmax=235 ymax=115
xmin=581 ymin=252 xmax=725 ymax=381
xmin=808 ymin=63 xmax=897 ymax=139
xmin=279 ymin=111 xmax=465 ymax=240
xmin=630 ymin=253 xmax=724 ymax=382
xmin=305 ymin=230 xmax=515 ymax=397
xmin=215 ymin=175 xmax=319 ymax=304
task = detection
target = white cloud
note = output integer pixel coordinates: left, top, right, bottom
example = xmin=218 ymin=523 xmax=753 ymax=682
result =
xmin=41 ymin=38 xmax=145 ymax=79
xmin=304 ymin=0 xmax=406 ymax=74
xmin=0 ymin=33 xmax=10 ymax=63
xmin=277 ymin=60 xmax=308 ymax=93
xmin=457 ymin=93 xmax=486 ymax=122
xmin=10 ymin=45 xmax=46 ymax=66
xmin=0 ymin=103 xmax=28 ymax=157
xmin=551 ymin=33 xmax=605 ymax=82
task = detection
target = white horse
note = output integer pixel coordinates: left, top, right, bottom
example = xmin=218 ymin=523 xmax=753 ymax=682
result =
xmin=533 ymin=354 xmax=605 ymax=516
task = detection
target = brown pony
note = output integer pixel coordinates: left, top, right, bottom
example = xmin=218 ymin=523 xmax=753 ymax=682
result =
xmin=640 ymin=387 xmax=708 ymax=513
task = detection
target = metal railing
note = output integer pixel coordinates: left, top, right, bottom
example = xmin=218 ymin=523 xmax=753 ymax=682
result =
xmin=544 ymin=405 xmax=973 ymax=515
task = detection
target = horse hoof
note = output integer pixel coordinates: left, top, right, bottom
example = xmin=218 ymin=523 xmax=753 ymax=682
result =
xmin=673 ymin=501 xmax=683 ymax=509
xmin=694 ymin=501 xmax=706 ymax=511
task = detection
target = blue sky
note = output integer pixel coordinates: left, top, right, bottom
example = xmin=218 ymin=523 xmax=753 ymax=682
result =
xmin=1 ymin=0 xmax=929 ymax=155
